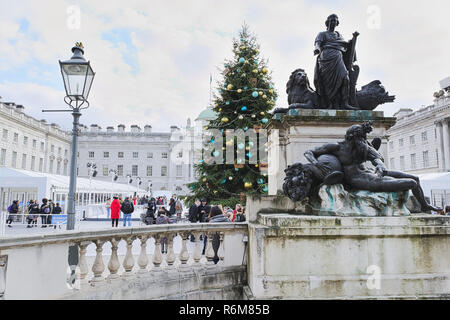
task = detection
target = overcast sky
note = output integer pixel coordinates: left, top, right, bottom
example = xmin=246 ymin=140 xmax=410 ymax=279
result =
xmin=0 ymin=0 xmax=449 ymax=132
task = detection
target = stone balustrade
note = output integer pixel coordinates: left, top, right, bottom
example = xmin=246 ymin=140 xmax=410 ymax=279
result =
xmin=0 ymin=223 xmax=248 ymax=299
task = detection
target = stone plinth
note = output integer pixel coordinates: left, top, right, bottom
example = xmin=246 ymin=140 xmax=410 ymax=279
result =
xmin=312 ymin=184 xmax=410 ymax=216
xmin=267 ymin=109 xmax=396 ymax=195
xmin=246 ymin=205 xmax=450 ymax=299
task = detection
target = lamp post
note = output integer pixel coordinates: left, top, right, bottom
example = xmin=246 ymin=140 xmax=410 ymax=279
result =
xmin=136 ymin=177 xmax=142 ymax=198
xmin=109 ymin=169 xmax=118 ymax=200
xmin=43 ymin=42 xmax=95 ymax=275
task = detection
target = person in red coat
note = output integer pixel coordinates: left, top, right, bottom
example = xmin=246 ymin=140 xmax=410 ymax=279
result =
xmin=110 ymin=196 xmax=121 ymax=227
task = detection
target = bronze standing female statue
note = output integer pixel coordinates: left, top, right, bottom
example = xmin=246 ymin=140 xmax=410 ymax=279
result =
xmin=314 ymin=14 xmax=357 ymax=110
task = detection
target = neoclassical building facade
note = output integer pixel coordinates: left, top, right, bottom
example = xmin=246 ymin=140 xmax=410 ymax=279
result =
xmin=0 ymin=101 xmax=71 ymax=175
xmin=386 ymin=79 xmax=450 ymax=174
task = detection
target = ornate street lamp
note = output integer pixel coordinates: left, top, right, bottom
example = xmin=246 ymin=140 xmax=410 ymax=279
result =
xmin=43 ymin=42 xmax=95 ymax=279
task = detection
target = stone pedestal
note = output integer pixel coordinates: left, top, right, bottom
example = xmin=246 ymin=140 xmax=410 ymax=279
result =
xmin=267 ymin=109 xmax=396 ymax=195
xmin=312 ymin=184 xmax=410 ymax=216
xmin=246 ymin=195 xmax=450 ymax=299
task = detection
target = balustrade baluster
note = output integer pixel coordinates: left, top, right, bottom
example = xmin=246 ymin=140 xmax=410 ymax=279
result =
xmin=122 ymin=236 xmax=135 ymax=276
xmin=152 ymin=234 xmax=163 ymax=273
xmin=193 ymin=232 xmax=203 ymax=267
xmin=77 ymin=241 xmax=90 ymax=282
xmin=165 ymin=233 xmax=176 ymax=271
xmin=137 ymin=235 xmax=149 ymax=274
xmin=91 ymin=239 xmax=105 ymax=282
xmin=205 ymin=232 xmax=216 ymax=267
xmin=218 ymin=232 xmax=225 ymax=265
xmin=178 ymin=232 xmax=190 ymax=270
xmin=107 ymin=238 xmax=121 ymax=279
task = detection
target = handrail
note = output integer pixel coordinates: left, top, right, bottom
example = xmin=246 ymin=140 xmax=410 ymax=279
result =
xmin=0 ymin=222 xmax=248 ymax=250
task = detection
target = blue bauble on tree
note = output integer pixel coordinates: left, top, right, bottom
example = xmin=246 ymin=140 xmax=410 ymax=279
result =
xmin=239 ymin=57 xmax=245 ymax=63
xmin=252 ymin=91 xmax=259 ymax=98
xmin=241 ymin=106 xmax=247 ymax=111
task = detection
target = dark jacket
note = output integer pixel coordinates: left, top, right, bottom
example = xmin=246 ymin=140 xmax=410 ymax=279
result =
xmin=198 ymin=204 xmax=211 ymax=222
xmin=169 ymin=199 xmax=176 ymax=216
xmin=8 ymin=203 xmax=19 ymax=214
xmin=188 ymin=204 xmax=199 ymax=222
xmin=156 ymin=214 xmax=171 ymax=225
xmin=120 ymin=200 xmax=134 ymax=214
xmin=209 ymin=214 xmax=230 ymax=262
xmin=53 ymin=206 xmax=62 ymax=214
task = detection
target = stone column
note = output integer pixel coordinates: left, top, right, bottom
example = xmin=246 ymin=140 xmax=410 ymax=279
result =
xmin=435 ymin=122 xmax=445 ymax=171
xmin=442 ymin=119 xmax=450 ymax=171
xmin=165 ymin=233 xmax=177 ymax=272
xmin=107 ymin=238 xmax=121 ymax=279
xmin=268 ymin=126 xmax=287 ymax=195
xmin=178 ymin=232 xmax=190 ymax=271
xmin=152 ymin=235 xmax=163 ymax=273
xmin=205 ymin=232 xmax=216 ymax=268
xmin=217 ymin=232 xmax=225 ymax=265
xmin=192 ymin=232 xmax=203 ymax=268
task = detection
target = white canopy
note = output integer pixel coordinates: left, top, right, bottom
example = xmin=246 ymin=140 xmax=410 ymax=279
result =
xmin=0 ymin=167 xmax=147 ymax=199
xmin=418 ymin=172 xmax=450 ymax=198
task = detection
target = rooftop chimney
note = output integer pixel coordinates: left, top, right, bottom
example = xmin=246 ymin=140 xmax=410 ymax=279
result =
xmin=131 ymin=125 xmax=141 ymax=133
xmin=144 ymin=125 xmax=152 ymax=133
xmin=393 ymin=108 xmax=413 ymax=120
xmin=170 ymin=125 xmax=179 ymax=133
xmin=107 ymin=126 xmax=114 ymax=133
xmin=118 ymin=124 xmax=125 ymax=133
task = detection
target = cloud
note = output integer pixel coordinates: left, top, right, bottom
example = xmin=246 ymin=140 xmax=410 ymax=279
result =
xmin=0 ymin=0 xmax=449 ymax=134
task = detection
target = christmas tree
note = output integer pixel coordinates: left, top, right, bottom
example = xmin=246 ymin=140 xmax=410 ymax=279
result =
xmin=187 ymin=25 xmax=277 ymax=207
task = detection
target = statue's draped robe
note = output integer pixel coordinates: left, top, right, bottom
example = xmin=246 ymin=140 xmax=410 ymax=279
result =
xmin=314 ymin=31 xmax=348 ymax=104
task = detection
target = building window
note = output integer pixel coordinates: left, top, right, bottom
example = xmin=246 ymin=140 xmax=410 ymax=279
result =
xmin=176 ymin=165 xmax=182 ymax=177
xmin=399 ymin=138 xmax=404 ymax=147
xmin=436 ymin=149 xmax=439 ymax=167
xmin=23 ymin=136 xmax=28 ymax=146
xmin=410 ymin=153 xmax=416 ymax=169
xmin=133 ymin=152 xmax=139 ymax=158
xmin=178 ymin=151 xmax=183 ymax=158
xmin=0 ymin=149 xmax=6 ymax=165
xmin=409 ymin=135 xmax=415 ymax=145
xmin=51 ymin=145 xmax=55 ymax=153
xmin=12 ymin=152 xmax=17 ymax=168
xmin=104 ymin=152 xmax=109 ymax=158
xmin=389 ymin=141 xmax=393 ymax=150
xmin=162 ymin=152 xmax=168 ymax=159
xmin=39 ymin=158 xmax=43 ymax=172
xmin=400 ymin=156 xmax=405 ymax=171
xmin=118 ymin=152 xmax=124 ymax=158
xmin=132 ymin=165 xmax=138 ymax=176
xmin=64 ymin=162 xmax=68 ymax=175
xmin=161 ymin=166 xmax=167 ymax=176
xmin=58 ymin=147 xmax=62 ymax=155
xmin=117 ymin=165 xmax=123 ymax=176
xmin=421 ymin=131 xmax=428 ymax=143
xmin=33 ymin=139 xmax=37 ymax=149
xmin=103 ymin=165 xmax=108 ymax=176
xmin=88 ymin=151 xmax=94 ymax=158
xmin=57 ymin=161 xmax=61 ymax=174
xmin=147 ymin=165 xmax=152 ymax=176
xmin=147 ymin=152 xmax=153 ymax=158
xmin=49 ymin=159 xmax=54 ymax=173
xmin=389 ymin=158 xmax=395 ymax=170
xmin=31 ymin=156 xmax=35 ymax=171
xmin=13 ymin=133 xmax=18 ymax=143
xmin=2 ymin=129 xmax=7 ymax=140
xmin=40 ymin=142 xmax=45 ymax=152
xmin=423 ymin=151 xmax=429 ymax=167
xmin=22 ymin=154 xmax=27 ymax=169
xmin=65 ymin=149 xmax=68 ymax=157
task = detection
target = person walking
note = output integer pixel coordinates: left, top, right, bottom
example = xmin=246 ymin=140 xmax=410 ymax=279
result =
xmin=208 ymin=206 xmax=230 ymax=264
xmin=169 ymin=197 xmax=176 ymax=218
xmin=47 ymin=199 xmax=55 ymax=226
xmin=156 ymin=207 xmax=172 ymax=253
xmin=27 ymin=200 xmax=40 ymax=228
xmin=188 ymin=198 xmax=200 ymax=242
xmin=40 ymin=198 xmax=51 ymax=228
xmin=6 ymin=200 xmax=19 ymax=228
xmin=105 ymin=198 xmax=111 ymax=219
xmin=52 ymin=202 xmax=62 ymax=229
xmin=175 ymin=197 xmax=183 ymax=223
xmin=110 ymin=196 xmax=121 ymax=228
xmin=121 ymin=197 xmax=134 ymax=227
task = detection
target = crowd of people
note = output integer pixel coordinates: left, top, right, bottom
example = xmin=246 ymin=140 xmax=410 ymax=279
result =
xmin=5 ymin=198 xmax=63 ymax=229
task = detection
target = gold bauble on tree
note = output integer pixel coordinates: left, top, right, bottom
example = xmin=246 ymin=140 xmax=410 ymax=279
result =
xmin=221 ymin=117 xmax=229 ymax=123
xmin=252 ymin=69 xmax=258 ymax=74
xmin=244 ymin=182 xmax=253 ymax=189
xmin=237 ymin=89 xmax=242 ymax=93
xmin=227 ymin=84 xmax=233 ymax=90
xmin=262 ymin=68 xmax=268 ymax=74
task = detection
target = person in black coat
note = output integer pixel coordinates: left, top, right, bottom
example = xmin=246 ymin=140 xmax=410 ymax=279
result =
xmin=198 ymin=199 xmax=211 ymax=223
xmin=169 ymin=197 xmax=176 ymax=217
xmin=188 ymin=198 xmax=201 ymax=242
xmin=6 ymin=200 xmax=19 ymax=227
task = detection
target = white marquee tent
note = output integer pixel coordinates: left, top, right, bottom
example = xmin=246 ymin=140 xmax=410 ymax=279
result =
xmin=0 ymin=167 xmax=147 ymax=214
